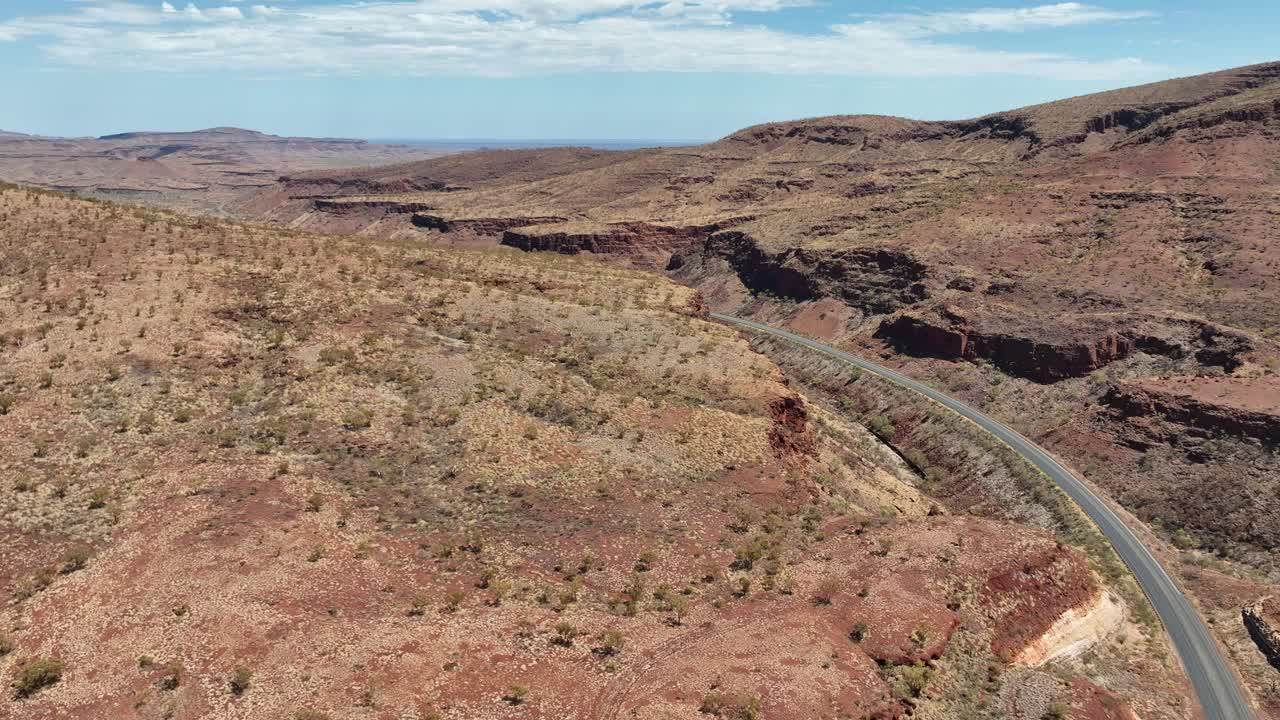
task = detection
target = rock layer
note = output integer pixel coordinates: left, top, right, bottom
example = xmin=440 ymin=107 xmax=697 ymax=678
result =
xmin=1243 ymin=597 xmax=1280 ymax=670
xmin=675 ymin=231 xmax=929 ymax=314
xmin=1103 ymin=377 xmax=1280 ymax=442
xmin=875 ymin=307 xmax=1132 ymax=383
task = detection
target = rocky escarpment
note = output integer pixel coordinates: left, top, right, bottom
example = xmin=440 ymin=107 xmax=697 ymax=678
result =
xmin=501 ymin=221 xmax=723 ymax=256
xmin=875 ymin=307 xmax=1132 ymax=383
xmin=875 ymin=306 xmax=1258 ymax=383
xmin=1243 ymin=597 xmax=1280 ymax=670
xmin=313 ymin=198 xmax=438 ymax=215
xmin=412 ymin=214 xmax=567 ymax=236
xmin=280 ymin=176 xmax=460 ymax=199
xmin=1103 ymin=377 xmax=1280 ymax=443
xmin=672 ymin=231 xmax=928 ymax=314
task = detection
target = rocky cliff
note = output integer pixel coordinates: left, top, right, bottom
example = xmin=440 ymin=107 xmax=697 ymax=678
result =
xmin=672 ymin=231 xmax=929 ymax=314
xmin=875 ymin=307 xmax=1260 ymax=383
xmin=501 ymin=221 xmax=723 ymax=256
xmin=874 ymin=307 xmax=1132 ymax=383
xmin=1243 ymin=597 xmax=1280 ymax=670
xmin=1103 ymin=377 xmax=1280 ymax=443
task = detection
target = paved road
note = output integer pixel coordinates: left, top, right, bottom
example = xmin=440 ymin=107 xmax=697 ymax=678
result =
xmin=713 ymin=313 xmax=1256 ymax=720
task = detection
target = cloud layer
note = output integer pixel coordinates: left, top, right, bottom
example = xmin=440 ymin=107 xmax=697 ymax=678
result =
xmin=0 ymin=1 xmax=1160 ymax=80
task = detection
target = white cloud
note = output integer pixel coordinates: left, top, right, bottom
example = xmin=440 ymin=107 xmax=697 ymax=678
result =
xmin=862 ymin=2 xmax=1157 ymax=37
xmin=0 ymin=1 xmax=1162 ymax=81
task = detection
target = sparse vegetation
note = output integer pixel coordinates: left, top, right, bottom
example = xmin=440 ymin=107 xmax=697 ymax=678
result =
xmin=12 ymin=657 xmax=64 ymax=699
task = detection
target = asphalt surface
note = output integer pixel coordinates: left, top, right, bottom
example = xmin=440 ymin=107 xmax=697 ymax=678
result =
xmin=713 ymin=312 xmax=1256 ymax=720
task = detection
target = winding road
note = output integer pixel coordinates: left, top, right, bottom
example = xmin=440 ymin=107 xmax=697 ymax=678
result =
xmin=713 ymin=313 xmax=1256 ymax=720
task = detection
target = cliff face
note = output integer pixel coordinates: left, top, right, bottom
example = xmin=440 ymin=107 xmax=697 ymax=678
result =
xmin=875 ymin=307 xmax=1260 ymax=384
xmin=501 ymin=221 xmax=722 ymax=256
xmin=1243 ymin=597 xmax=1280 ymax=670
xmin=1103 ymin=377 xmax=1280 ymax=443
xmin=874 ymin=308 xmax=1133 ymax=383
xmin=674 ymin=231 xmax=929 ymax=314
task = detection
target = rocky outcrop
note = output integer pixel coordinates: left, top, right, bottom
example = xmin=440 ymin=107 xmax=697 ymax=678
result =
xmin=313 ymin=198 xmax=437 ymax=215
xmin=875 ymin=307 xmax=1132 ymax=383
xmin=281 ymin=176 xmax=457 ymax=199
xmin=876 ymin=306 xmax=1260 ymax=383
xmin=412 ymin=214 xmax=566 ymax=236
xmin=675 ymin=231 xmax=928 ymax=314
xmin=501 ymin=221 xmax=721 ymax=256
xmin=767 ymin=395 xmax=815 ymax=460
xmin=1243 ymin=597 xmax=1280 ymax=670
xmin=1103 ymin=378 xmax=1280 ymax=443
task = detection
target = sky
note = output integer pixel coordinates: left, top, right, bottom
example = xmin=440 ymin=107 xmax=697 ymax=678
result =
xmin=0 ymin=1 xmax=1277 ymax=141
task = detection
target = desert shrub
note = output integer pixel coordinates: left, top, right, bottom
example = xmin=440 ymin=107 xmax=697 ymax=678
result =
xmin=849 ymin=620 xmax=869 ymax=642
xmin=634 ymin=550 xmax=656 ymax=572
xmin=216 ymin=427 xmax=238 ymax=448
xmin=60 ymin=546 xmax=91 ymax=574
xmin=553 ymin=623 xmax=578 ymax=647
xmin=812 ymin=576 xmax=842 ymax=605
xmin=407 ymin=596 xmax=427 ymax=617
xmin=342 ymin=408 xmax=372 ymax=431
xmin=504 ymin=684 xmax=528 ymax=705
xmin=866 ymin=415 xmax=896 ymax=441
xmin=229 ymin=665 xmax=252 ymax=696
xmin=595 ymin=629 xmax=625 ymax=657
xmin=305 ymin=493 xmax=324 ymax=513
xmin=445 ymin=591 xmax=465 ymax=613
xmin=319 ymin=346 xmax=356 ymax=366
xmin=12 ymin=657 xmax=64 ymax=699
xmin=699 ymin=692 xmax=726 ymax=715
xmin=894 ymin=663 xmax=932 ymax=700
xmin=294 ymin=711 xmax=331 ymax=720
xmin=0 ymin=634 xmax=13 ymax=656
xmin=158 ymin=661 xmax=182 ymax=691
xmin=0 ymin=392 xmax=15 ymax=415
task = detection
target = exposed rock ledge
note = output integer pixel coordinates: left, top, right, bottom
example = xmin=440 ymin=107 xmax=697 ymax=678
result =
xmin=313 ymin=198 xmax=437 ymax=215
xmin=1104 ymin=377 xmax=1280 ymax=443
xmin=875 ymin=306 xmax=1257 ymax=383
xmin=1015 ymin=590 xmax=1125 ymax=667
xmin=502 ymin=221 xmax=724 ymax=256
xmin=875 ymin=306 xmax=1132 ymax=383
xmin=671 ymin=230 xmax=929 ymax=314
xmin=1243 ymin=596 xmax=1280 ymax=670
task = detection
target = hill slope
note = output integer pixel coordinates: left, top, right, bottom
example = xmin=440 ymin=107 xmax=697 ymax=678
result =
xmin=0 ymin=185 xmax=1194 ymax=719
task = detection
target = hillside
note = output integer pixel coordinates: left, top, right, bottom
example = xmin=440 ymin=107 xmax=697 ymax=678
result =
xmin=230 ymin=61 xmax=1280 ymax=714
xmin=0 ymin=185 xmax=1197 ymax=719
xmin=242 ymin=59 xmax=1280 ymax=561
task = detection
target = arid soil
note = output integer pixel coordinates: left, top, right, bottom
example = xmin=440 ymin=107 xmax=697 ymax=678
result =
xmin=0 ymin=186 xmax=1182 ymax=719
xmin=226 ymin=62 xmax=1280 ymax=711
xmin=0 ymin=127 xmax=447 ymax=215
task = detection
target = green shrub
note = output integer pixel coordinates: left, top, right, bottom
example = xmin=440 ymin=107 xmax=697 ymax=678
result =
xmin=595 ymin=629 xmax=625 ymax=657
xmin=504 ymin=684 xmax=528 ymax=705
xmin=12 ymin=657 xmax=64 ymax=699
xmin=341 ymin=408 xmax=372 ymax=430
xmin=60 ymin=546 xmax=91 ymax=574
xmin=553 ymin=623 xmax=578 ymax=647
xmin=866 ymin=415 xmax=896 ymax=441
xmin=229 ymin=665 xmax=252 ymax=696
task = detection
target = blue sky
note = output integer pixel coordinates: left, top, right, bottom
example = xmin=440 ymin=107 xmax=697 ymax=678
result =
xmin=0 ymin=1 xmax=1276 ymax=140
